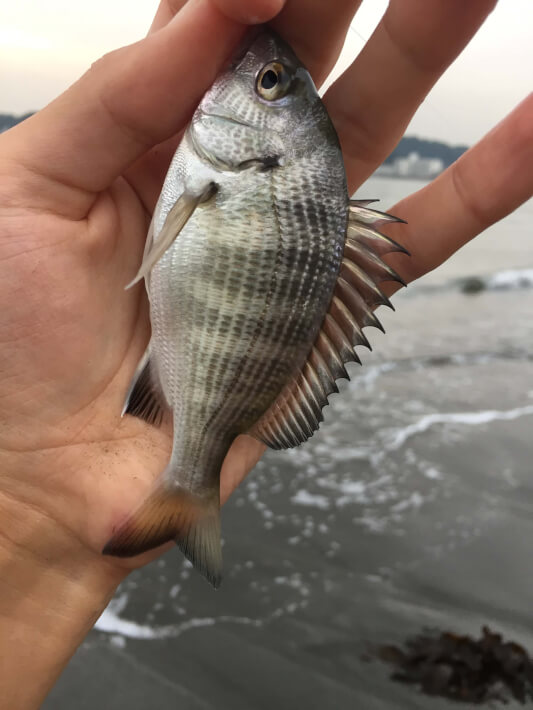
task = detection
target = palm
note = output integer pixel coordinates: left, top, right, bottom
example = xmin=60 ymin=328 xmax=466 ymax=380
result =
xmin=0 ymin=184 xmax=149 ymax=557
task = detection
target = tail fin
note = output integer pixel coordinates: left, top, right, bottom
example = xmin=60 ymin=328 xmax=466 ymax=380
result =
xmin=102 ymin=485 xmax=222 ymax=588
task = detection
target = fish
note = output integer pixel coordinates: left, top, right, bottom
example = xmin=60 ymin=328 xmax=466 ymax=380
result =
xmin=102 ymin=27 xmax=407 ymax=587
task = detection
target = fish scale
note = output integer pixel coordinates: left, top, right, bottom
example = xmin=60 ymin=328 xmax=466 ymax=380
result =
xmin=103 ymin=27 xmax=408 ymax=588
xmin=236 ymin=163 xmax=344 ymax=405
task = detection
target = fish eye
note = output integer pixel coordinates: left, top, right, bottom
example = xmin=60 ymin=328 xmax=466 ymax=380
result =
xmin=256 ymin=62 xmax=291 ymax=101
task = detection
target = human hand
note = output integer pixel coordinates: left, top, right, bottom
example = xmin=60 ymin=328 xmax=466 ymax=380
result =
xmin=0 ymin=0 xmax=531 ymax=707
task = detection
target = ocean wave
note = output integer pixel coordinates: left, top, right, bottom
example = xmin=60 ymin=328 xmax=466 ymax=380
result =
xmin=404 ymin=267 xmax=533 ymax=297
xmin=94 ymin=566 xmax=314 ymax=642
xmin=291 ymin=489 xmax=330 ymax=509
xmin=348 ymin=348 xmax=531 ymax=394
xmin=486 ymin=268 xmax=533 ymax=290
xmin=292 ymin=403 xmax=533 ymax=516
xmin=385 ymin=404 xmax=533 ymax=452
xmin=95 ymin=593 xmax=263 ymax=641
xmin=458 ymin=269 xmax=533 ymax=294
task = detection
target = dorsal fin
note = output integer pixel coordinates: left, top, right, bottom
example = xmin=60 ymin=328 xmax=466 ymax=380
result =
xmin=248 ymin=201 xmax=407 ymax=450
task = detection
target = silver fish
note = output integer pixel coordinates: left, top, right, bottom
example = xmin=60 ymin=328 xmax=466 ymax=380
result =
xmin=103 ymin=28 xmax=407 ymax=587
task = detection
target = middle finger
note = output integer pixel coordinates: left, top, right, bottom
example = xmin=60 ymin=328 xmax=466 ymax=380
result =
xmin=272 ymin=0 xmax=362 ymax=86
xmin=325 ymin=0 xmax=497 ymax=191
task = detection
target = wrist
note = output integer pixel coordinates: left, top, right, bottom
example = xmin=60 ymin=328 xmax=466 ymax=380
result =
xmin=0 ymin=492 xmax=124 ymax=709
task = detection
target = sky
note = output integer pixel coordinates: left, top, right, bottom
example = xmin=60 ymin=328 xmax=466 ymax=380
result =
xmin=1 ymin=0 xmax=531 ymax=146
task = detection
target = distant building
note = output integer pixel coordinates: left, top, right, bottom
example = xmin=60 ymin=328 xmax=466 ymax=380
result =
xmin=375 ymin=151 xmax=444 ymax=180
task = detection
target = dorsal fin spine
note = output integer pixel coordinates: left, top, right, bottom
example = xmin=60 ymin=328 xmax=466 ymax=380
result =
xmin=293 ymin=379 xmax=315 ymax=423
xmin=309 ymin=347 xmax=339 ymax=395
xmin=329 ymin=296 xmax=372 ymax=350
xmin=298 ymin=370 xmax=324 ymax=420
xmin=322 ymin=314 xmax=349 ymax=357
xmin=288 ymin=391 xmax=314 ymax=438
xmin=348 ymin=238 xmax=407 ymax=286
xmin=347 ymin=222 xmax=409 ymax=258
xmin=270 ymin=418 xmax=290 ymax=449
xmin=348 ymin=203 xmax=405 ymax=226
xmin=302 ymin=361 xmax=327 ymax=403
xmin=279 ymin=400 xmax=301 ymax=447
xmin=341 ymin=256 xmax=394 ymax=310
xmin=295 ymin=379 xmax=321 ymax=428
xmin=336 ymin=277 xmax=385 ymax=332
xmin=263 ymin=419 xmax=282 ymax=449
xmin=316 ymin=331 xmax=349 ymax=380
xmin=322 ymin=313 xmax=361 ymax=366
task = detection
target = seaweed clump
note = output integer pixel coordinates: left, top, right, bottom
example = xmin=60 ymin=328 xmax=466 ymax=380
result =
xmin=377 ymin=626 xmax=533 ymax=705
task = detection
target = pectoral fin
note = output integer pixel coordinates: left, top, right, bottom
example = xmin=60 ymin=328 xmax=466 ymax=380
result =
xmin=249 ymin=201 xmax=408 ymax=450
xmin=126 ymin=183 xmax=217 ymax=289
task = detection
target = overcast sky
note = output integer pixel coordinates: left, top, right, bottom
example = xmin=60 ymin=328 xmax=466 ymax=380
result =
xmin=1 ymin=0 xmax=531 ymax=145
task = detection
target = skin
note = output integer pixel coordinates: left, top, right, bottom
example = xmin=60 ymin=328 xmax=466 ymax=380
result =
xmin=0 ymin=0 xmax=531 ymax=707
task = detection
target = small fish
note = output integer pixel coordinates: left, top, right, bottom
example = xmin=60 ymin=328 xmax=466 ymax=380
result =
xmin=103 ymin=28 xmax=407 ymax=587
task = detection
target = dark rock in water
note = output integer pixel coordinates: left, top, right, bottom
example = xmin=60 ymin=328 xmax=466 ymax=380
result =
xmin=374 ymin=626 xmax=533 ymax=705
xmin=461 ymin=276 xmax=486 ymax=294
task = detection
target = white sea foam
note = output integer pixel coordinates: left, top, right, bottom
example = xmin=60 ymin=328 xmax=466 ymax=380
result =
xmin=290 ymin=404 xmax=533 ymax=528
xmin=96 ymin=606 xmax=163 ymax=639
xmin=291 ymin=489 xmax=330 ymax=509
xmin=487 ymin=268 xmax=533 ymax=290
xmin=386 ymin=404 xmax=533 ymax=452
xmin=95 ymin=608 xmax=262 ymax=641
xmin=350 ymin=361 xmax=398 ymax=390
xmin=94 ymin=593 xmax=263 ymax=641
xmin=94 ymin=568 xmax=311 ymax=642
xmin=390 ymin=491 xmax=424 ymax=513
xmin=110 ymin=635 xmax=127 ymax=649
xmin=424 ymin=466 xmax=443 ymax=480
xmin=331 ymin=480 xmax=370 ymax=507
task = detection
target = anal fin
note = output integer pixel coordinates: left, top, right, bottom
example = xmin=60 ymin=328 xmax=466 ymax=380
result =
xmin=248 ymin=199 xmax=408 ymax=450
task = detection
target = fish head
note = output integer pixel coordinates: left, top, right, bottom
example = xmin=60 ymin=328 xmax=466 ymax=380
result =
xmin=189 ymin=27 xmax=337 ymax=171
